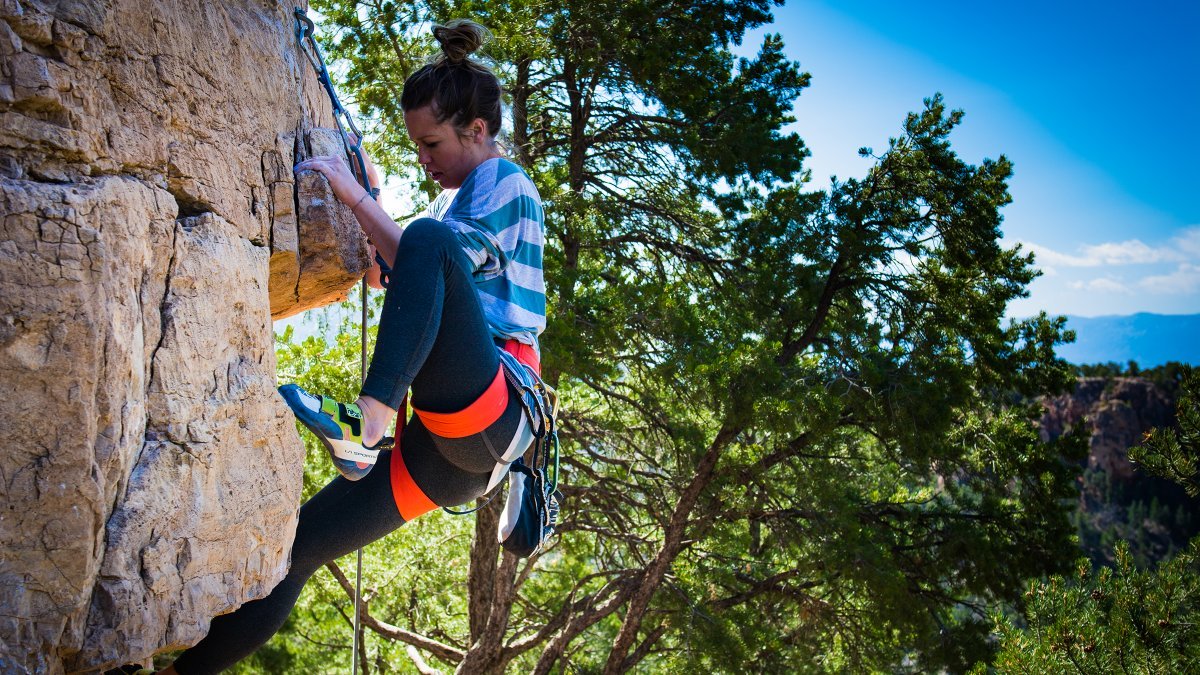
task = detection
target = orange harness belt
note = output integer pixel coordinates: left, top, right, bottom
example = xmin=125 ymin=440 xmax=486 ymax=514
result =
xmin=390 ymin=448 xmax=437 ymax=521
xmin=390 ymin=340 xmax=540 ymax=521
xmin=413 ymin=366 xmax=509 ymax=438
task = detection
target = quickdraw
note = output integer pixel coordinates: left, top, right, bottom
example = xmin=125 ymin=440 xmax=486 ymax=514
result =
xmin=503 ymin=360 xmax=560 ymax=498
xmin=294 ymin=7 xmax=393 ymax=287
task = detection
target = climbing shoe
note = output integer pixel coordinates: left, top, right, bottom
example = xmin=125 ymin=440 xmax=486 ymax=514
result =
xmin=278 ymin=383 xmax=393 ymax=481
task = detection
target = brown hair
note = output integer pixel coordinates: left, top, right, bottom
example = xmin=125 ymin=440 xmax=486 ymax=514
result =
xmin=401 ymin=20 xmax=502 ymax=137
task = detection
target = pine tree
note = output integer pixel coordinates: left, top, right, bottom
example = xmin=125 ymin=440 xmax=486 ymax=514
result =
xmin=283 ymin=2 xmax=1088 ymax=671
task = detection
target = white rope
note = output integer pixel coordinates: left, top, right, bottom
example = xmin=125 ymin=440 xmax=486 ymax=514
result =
xmin=355 ymin=278 xmax=367 ymax=675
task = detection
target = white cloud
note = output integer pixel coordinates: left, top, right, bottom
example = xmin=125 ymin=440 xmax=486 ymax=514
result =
xmin=1138 ymin=264 xmax=1200 ymax=295
xmin=1173 ymin=226 xmax=1200 ymax=258
xmin=1081 ymin=240 xmax=1177 ymax=265
xmin=1021 ymin=238 xmax=1186 ymax=268
xmin=1021 ymin=242 xmax=1096 ymax=268
xmin=1011 ymin=230 xmax=1200 ymax=314
xmin=1068 ymin=277 xmax=1133 ymax=294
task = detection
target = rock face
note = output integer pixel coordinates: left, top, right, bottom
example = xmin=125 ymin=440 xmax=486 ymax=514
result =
xmin=275 ymin=126 xmax=372 ymax=318
xmin=1040 ymin=377 xmax=1176 ymax=480
xmin=1042 ymin=376 xmax=1198 ymax=567
xmin=0 ymin=1 xmax=370 ymax=672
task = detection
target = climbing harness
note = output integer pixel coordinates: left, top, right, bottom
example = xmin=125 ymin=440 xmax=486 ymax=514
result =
xmin=443 ymin=349 xmax=563 ymax=558
xmin=294 ymin=9 xmax=387 ymax=673
xmin=494 ymin=350 xmax=562 ymax=557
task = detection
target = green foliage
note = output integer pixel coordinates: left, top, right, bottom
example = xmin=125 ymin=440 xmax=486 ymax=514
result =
xmin=1074 ymin=361 xmax=1192 ymax=396
xmin=1068 ymin=368 xmax=1200 ymax=569
xmin=987 ymin=368 xmax=1200 ymax=672
xmin=1073 ymin=465 xmax=1200 ymax=570
xmin=1131 ymin=369 xmax=1200 ymax=498
xmin=277 ymin=3 xmax=1086 ymax=672
xmin=984 ymin=542 xmax=1200 ymax=674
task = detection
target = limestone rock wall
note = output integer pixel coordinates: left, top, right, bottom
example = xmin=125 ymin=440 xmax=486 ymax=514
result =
xmin=0 ymin=1 xmax=370 ymax=671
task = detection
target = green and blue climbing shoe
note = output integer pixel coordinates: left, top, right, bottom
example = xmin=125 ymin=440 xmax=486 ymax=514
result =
xmin=278 ymin=383 xmax=392 ymax=481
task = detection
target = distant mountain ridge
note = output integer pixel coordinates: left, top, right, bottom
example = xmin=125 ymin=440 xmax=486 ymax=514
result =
xmin=1053 ymin=313 xmax=1198 ymax=367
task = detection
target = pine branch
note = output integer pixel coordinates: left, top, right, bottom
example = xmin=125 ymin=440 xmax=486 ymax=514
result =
xmin=326 ymin=561 xmax=466 ymax=665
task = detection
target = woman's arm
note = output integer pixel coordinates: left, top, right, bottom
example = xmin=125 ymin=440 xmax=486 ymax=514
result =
xmin=294 ymin=154 xmax=403 ymax=269
xmin=364 ymin=243 xmax=384 ymax=289
xmin=355 ymin=146 xmax=387 ymax=289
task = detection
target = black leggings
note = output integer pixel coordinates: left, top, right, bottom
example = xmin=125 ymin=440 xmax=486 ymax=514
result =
xmin=172 ymin=219 xmax=522 ymax=673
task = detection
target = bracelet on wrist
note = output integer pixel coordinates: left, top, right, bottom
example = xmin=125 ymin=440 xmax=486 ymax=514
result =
xmin=351 ymin=191 xmax=371 ymax=211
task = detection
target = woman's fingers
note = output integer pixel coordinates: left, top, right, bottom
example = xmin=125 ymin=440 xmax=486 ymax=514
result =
xmin=294 ymin=155 xmax=364 ymax=205
xmin=299 ymin=151 xmax=379 ymax=191
xmin=294 ymin=155 xmax=340 ymax=173
xmin=295 ymin=155 xmax=353 ymax=183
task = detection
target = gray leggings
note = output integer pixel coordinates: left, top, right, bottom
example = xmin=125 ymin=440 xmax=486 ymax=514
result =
xmin=172 ymin=219 xmax=523 ymax=673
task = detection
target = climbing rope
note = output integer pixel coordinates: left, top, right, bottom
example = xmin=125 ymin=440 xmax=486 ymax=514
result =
xmin=294 ymin=8 xmax=377 ymax=673
xmin=294 ymin=10 xmax=374 ymax=194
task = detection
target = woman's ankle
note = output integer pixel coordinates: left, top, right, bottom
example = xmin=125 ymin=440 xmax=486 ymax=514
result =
xmin=355 ymin=395 xmax=395 ymax=446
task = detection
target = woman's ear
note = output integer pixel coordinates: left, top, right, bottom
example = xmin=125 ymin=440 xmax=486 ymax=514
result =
xmin=469 ymin=117 xmax=488 ymax=142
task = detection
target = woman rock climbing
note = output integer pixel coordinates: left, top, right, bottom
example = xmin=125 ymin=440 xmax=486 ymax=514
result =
xmin=157 ymin=19 xmax=547 ymax=674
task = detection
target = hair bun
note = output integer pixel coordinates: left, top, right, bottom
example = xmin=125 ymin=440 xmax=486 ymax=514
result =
xmin=432 ymin=19 xmax=489 ymax=64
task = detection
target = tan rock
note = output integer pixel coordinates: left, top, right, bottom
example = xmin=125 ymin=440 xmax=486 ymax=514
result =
xmin=276 ymin=126 xmax=371 ymax=319
xmin=265 ymin=135 xmax=301 ymax=312
xmin=0 ymin=1 xmax=377 ymax=671
xmin=80 ymin=211 xmax=301 ymax=665
xmin=266 ymin=126 xmax=372 ymax=320
xmin=0 ymin=175 xmax=175 ymax=672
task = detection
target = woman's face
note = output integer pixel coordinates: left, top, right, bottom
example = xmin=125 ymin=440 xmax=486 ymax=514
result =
xmin=403 ymin=105 xmax=495 ymax=189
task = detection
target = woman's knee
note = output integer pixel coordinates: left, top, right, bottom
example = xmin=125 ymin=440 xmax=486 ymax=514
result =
xmin=400 ymin=217 xmax=459 ymax=254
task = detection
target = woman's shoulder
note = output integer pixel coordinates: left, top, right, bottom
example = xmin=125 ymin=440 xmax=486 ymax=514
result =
xmin=446 ymin=159 xmax=541 ymax=226
xmin=470 ymin=158 xmax=541 ymax=204
xmin=485 ymin=157 xmax=537 ymax=189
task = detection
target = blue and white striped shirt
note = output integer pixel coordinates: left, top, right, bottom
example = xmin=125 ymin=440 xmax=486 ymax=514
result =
xmin=423 ymin=158 xmax=546 ymax=351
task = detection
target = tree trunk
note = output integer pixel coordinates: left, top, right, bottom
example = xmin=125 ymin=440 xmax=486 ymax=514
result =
xmin=459 ymin=496 xmax=520 ymax=674
xmin=511 ymin=57 xmax=532 ymax=166
xmin=467 ymin=494 xmax=504 ymax=642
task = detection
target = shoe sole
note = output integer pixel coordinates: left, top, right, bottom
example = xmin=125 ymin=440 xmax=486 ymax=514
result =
xmin=295 ymin=417 xmax=376 ymax=481
xmin=280 ymin=384 xmax=377 ymax=481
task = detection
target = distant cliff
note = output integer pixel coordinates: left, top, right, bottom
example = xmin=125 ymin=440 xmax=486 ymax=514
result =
xmin=1041 ymin=376 xmax=1199 ymax=566
xmin=1041 ymin=377 xmax=1176 ymax=480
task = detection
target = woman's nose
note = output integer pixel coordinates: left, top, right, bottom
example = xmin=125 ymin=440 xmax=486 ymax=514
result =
xmin=417 ymin=148 xmax=430 ymax=165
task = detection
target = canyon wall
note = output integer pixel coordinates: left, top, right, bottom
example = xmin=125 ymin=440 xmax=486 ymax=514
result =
xmin=1040 ymin=377 xmax=1176 ymax=481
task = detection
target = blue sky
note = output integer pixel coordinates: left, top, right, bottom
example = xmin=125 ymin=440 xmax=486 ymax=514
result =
xmin=745 ymin=0 xmax=1200 ymax=317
